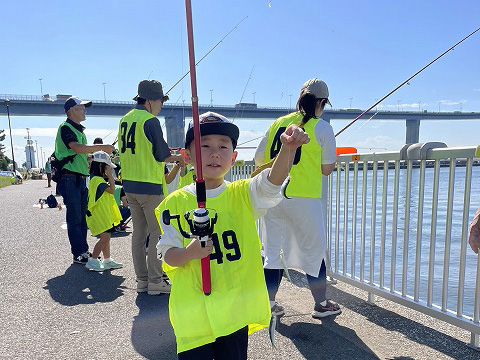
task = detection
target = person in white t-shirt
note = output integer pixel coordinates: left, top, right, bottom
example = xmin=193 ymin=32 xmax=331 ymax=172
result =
xmin=255 ymin=78 xmax=340 ymax=319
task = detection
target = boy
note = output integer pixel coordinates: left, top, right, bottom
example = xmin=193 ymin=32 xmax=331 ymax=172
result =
xmin=156 ymin=111 xmax=309 ymax=359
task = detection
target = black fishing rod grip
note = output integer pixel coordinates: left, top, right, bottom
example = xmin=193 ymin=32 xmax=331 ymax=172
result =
xmin=196 ymin=180 xmax=206 ymax=205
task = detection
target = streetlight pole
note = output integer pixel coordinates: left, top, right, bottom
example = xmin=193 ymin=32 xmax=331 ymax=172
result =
xmin=438 ymin=101 xmax=442 ymax=112
xmin=397 ymin=100 xmax=401 ymax=112
xmin=40 ymin=146 xmax=44 ymax=169
xmin=102 ymin=82 xmax=106 ymax=102
xmin=418 ymin=101 xmax=421 ymax=111
xmin=252 ymin=92 xmax=256 ymax=104
xmin=289 ymin=94 xmax=292 ymax=112
xmin=39 ymin=78 xmax=43 ymax=97
xmin=210 ymin=89 xmax=213 ymax=106
xmin=5 ymin=100 xmax=16 ymax=172
xmin=349 ymin=97 xmax=353 ymax=109
xmin=375 ymin=99 xmax=379 ymax=111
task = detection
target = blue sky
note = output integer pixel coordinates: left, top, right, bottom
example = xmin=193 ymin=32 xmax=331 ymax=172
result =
xmin=1 ymin=0 xmax=480 ymax=164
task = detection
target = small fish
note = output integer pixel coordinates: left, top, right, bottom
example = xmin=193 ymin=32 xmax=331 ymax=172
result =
xmin=269 ymin=314 xmax=278 ymax=348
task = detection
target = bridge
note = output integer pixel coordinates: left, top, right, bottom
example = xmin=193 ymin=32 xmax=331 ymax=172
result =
xmin=2 ymin=94 xmax=480 ymax=148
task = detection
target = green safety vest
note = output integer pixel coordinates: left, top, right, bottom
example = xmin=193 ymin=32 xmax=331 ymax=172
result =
xmin=178 ymin=164 xmax=195 ymax=189
xmin=55 ymin=121 xmax=89 ymax=175
xmin=86 ymin=176 xmax=122 ymax=236
xmin=155 ymin=179 xmax=271 ymax=353
xmin=264 ymin=111 xmax=323 ymax=198
xmin=114 ymin=185 xmax=123 ymax=206
xmin=118 ymin=109 xmax=165 ymax=184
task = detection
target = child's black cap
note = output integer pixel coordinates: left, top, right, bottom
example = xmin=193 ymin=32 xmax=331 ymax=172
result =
xmin=185 ymin=112 xmax=239 ymax=149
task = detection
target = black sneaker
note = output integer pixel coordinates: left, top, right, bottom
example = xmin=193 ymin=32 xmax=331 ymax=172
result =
xmin=312 ymin=300 xmax=341 ymax=319
xmin=73 ymin=252 xmax=91 ymax=264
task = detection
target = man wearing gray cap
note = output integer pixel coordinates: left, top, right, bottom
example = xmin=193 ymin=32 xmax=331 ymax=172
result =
xmin=118 ymin=80 xmax=183 ymax=295
xmin=55 ymin=97 xmax=115 ymax=264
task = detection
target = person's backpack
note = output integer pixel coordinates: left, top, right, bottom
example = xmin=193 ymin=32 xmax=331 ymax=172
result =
xmin=46 ymin=194 xmax=58 ymax=208
xmin=50 ymin=152 xmax=76 ymax=183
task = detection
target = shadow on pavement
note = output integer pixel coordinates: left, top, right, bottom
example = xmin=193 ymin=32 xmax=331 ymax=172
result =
xmin=43 ymin=264 xmax=126 ymax=305
xmin=286 ymin=269 xmax=477 ymax=360
xmin=131 ymin=293 xmax=177 ymax=360
xmin=277 ymin=318 xmax=380 ymax=360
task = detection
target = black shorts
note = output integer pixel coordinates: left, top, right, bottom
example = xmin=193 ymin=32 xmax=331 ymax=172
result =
xmin=178 ymin=326 xmax=248 ymax=360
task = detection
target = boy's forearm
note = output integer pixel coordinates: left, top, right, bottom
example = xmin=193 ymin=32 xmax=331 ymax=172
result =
xmin=268 ymin=146 xmax=293 ymax=186
xmin=164 ymin=246 xmax=193 ymax=267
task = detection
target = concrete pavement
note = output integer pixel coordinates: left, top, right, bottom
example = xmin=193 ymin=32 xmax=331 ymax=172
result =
xmin=0 ymin=179 xmax=478 ymax=359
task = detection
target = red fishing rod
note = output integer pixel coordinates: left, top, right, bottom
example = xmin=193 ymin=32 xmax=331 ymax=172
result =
xmin=335 ymin=26 xmax=480 ymax=138
xmin=161 ymin=0 xmax=217 ymax=296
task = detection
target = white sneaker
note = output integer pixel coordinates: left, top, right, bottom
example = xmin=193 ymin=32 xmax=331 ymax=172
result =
xmin=103 ymin=259 xmax=123 ymax=270
xmin=85 ymin=257 xmax=104 ymax=272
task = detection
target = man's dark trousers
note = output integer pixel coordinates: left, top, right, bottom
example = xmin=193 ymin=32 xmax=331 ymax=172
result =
xmin=58 ymin=174 xmax=89 ymax=257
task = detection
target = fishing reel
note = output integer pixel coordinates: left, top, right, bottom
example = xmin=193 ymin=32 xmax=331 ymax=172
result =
xmin=162 ymin=208 xmax=218 ymax=246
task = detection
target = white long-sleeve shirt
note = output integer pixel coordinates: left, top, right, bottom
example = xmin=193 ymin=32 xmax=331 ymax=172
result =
xmin=157 ymin=169 xmax=282 ymax=257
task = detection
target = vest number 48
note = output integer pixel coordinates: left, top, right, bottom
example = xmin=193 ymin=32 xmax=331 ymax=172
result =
xmin=120 ymin=122 xmax=136 ymax=154
xmin=270 ymin=126 xmax=302 ymax=164
xmin=210 ymin=230 xmax=241 ymax=264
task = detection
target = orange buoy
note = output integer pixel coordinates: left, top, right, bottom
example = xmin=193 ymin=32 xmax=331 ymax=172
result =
xmin=336 ymin=147 xmax=357 ymax=155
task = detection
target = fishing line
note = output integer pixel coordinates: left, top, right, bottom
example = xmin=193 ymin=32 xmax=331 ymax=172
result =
xmin=342 ymin=111 xmax=379 ymax=143
xmin=165 ymin=16 xmax=248 ymax=96
xmin=335 ymin=26 xmax=480 ymax=138
xmin=232 ymin=65 xmax=255 ymax=122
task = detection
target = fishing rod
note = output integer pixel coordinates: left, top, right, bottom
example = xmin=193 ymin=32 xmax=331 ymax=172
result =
xmin=110 ymin=17 xmax=248 ymax=148
xmin=162 ymin=0 xmax=216 ymax=296
xmin=335 ymin=26 xmax=480 ymax=137
xmin=164 ymin=16 xmax=248 ymax=96
xmin=232 ymin=65 xmax=255 ymax=122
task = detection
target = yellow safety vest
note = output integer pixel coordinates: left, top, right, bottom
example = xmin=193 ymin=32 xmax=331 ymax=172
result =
xmin=86 ymin=176 xmax=122 ymax=236
xmin=155 ymin=179 xmax=271 ymax=353
xmin=264 ymin=111 xmax=323 ymax=198
xmin=178 ymin=164 xmax=195 ymax=189
xmin=118 ymin=109 xmax=165 ymax=184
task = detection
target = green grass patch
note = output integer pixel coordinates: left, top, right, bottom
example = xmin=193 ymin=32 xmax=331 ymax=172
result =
xmin=0 ymin=175 xmax=12 ymax=188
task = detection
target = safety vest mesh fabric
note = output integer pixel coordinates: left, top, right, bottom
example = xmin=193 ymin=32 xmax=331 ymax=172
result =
xmin=178 ymin=165 xmax=195 ymax=189
xmin=118 ymin=109 xmax=164 ymax=184
xmin=54 ymin=122 xmax=89 ymax=175
xmin=155 ymin=180 xmax=271 ymax=353
xmin=264 ymin=111 xmax=323 ymax=198
xmin=86 ymin=176 xmax=122 ymax=236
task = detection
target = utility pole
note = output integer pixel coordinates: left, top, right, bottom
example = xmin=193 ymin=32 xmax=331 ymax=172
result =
xmin=5 ymin=100 xmax=16 ymax=172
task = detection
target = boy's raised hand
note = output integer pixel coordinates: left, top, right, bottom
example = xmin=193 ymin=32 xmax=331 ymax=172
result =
xmin=186 ymin=237 xmax=213 ymax=260
xmin=280 ymin=124 xmax=310 ymax=150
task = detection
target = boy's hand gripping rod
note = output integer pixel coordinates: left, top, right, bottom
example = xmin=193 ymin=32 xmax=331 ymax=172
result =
xmin=162 ymin=0 xmax=215 ymax=295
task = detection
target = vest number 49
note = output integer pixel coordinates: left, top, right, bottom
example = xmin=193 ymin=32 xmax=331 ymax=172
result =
xmin=120 ymin=122 xmax=136 ymax=154
xmin=270 ymin=126 xmax=302 ymax=164
xmin=210 ymin=230 xmax=241 ymax=264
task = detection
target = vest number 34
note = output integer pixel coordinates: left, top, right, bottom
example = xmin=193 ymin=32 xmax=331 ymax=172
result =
xmin=210 ymin=230 xmax=241 ymax=264
xmin=120 ymin=122 xmax=136 ymax=154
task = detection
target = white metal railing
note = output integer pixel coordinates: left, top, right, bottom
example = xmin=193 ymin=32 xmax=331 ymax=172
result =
xmin=219 ymin=145 xmax=480 ymax=348
xmin=327 ymin=145 xmax=480 ymax=348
